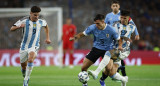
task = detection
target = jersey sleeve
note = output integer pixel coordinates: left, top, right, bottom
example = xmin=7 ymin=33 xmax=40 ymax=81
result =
xmin=42 ymin=20 xmax=47 ymax=26
xmin=14 ymin=19 xmax=24 ymax=27
xmin=83 ymin=25 xmax=94 ymax=36
xmin=129 ymin=19 xmax=139 ymax=35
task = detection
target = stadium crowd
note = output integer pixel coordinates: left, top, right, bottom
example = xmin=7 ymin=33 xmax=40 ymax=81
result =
xmin=0 ymin=0 xmax=159 ymax=51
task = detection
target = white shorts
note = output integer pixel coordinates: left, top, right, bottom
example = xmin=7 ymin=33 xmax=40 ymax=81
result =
xmin=19 ymin=47 xmax=39 ymax=63
xmin=113 ymin=50 xmax=130 ymax=66
xmin=119 ymin=50 xmax=130 ymax=60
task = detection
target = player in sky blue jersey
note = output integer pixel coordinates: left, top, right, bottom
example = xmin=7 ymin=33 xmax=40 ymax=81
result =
xmin=70 ymin=14 xmax=123 ymax=86
xmin=10 ymin=6 xmax=51 ymax=86
xmin=105 ymin=0 xmax=140 ymax=80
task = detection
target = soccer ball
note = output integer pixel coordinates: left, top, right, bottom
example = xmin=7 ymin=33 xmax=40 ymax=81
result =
xmin=78 ymin=71 xmax=90 ymax=83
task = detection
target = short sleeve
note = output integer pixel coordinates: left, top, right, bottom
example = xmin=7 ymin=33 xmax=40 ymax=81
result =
xmin=14 ymin=20 xmax=23 ymax=27
xmin=42 ymin=20 xmax=47 ymax=26
xmin=83 ymin=25 xmax=94 ymax=36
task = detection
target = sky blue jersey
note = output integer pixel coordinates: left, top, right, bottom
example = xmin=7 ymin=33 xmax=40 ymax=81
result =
xmin=105 ymin=10 xmax=139 ymax=35
xmin=83 ymin=24 xmax=120 ymax=51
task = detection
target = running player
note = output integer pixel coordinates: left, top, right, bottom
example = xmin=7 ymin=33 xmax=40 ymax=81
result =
xmin=10 ymin=6 xmax=51 ymax=86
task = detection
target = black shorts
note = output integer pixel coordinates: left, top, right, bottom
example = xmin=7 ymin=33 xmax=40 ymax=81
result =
xmin=86 ymin=47 xmax=106 ymax=63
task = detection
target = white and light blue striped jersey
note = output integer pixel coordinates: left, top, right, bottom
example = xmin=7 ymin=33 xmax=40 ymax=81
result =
xmin=83 ymin=24 xmax=120 ymax=51
xmin=14 ymin=17 xmax=47 ymax=50
xmin=104 ymin=10 xmax=139 ymax=35
xmin=113 ymin=21 xmax=136 ymax=48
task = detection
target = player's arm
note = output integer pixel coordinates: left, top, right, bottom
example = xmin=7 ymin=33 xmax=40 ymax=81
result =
xmin=69 ymin=32 xmax=85 ymax=41
xmin=129 ymin=19 xmax=140 ymax=40
xmin=134 ymin=28 xmax=140 ymax=40
xmin=10 ymin=19 xmax=25 ymax=31
xmin=10 ymin=24 xmax=25 ymax=31
xmin=44 ymin=25 xmax=51 ymax=44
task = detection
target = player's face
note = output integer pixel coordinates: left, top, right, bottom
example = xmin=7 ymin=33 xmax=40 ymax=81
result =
xmin=94 ymin=20 xmax=105 ymax=30
xmin=66 ymin=18 xmax=72 ymax=25
xmin=111 ymin=3 xmax=120 ymax=13
xmin=30 ymin=12 xmax=40 ymax=22
xmin=120 ymin=16 xmax=129 ymax=25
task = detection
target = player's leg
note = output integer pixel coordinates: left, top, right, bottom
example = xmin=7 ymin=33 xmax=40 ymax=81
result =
xmin=62 ymin=49 xmax=67 ymax=67
xmin=120 ymin=60 xmax=126 ymax=76
xmin=88 ymin=50 xmax=115 ymax=80
xmin=21 ymin=61 xmax=27 ymax=77
xmin=109 ymin=62 xmax=128 ymax=86
xmin=80 ymin=47 xmax=106 ymax=86
xmin=20 ymin=50 xmax=28 ymax=78
xmin=68 ymin=41 xmax=74 ymax=68
xmin=62 ymin=42 xmax=67 ymax=67
xmin=118 ymin=50 xmax=130 ymax=76
xmin=23 ymin=48 xmax=37 ymax=86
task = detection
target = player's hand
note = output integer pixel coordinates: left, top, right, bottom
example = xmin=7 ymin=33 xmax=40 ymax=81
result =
xmin=69 ymin=37 xmax=76 ymax=41
xmin=118 ymin=46 xmax=123 ymax=51
xmin=45 ymin=39 xmax=51 ymax=44
xmin=135 ymin=35 xmax=140 ymax=40
xmin=19 ymin=24 xmax=25 ymax=28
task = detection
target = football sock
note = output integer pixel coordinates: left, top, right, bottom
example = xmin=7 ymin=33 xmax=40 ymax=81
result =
xmin=121 ymin=66 xmax=126 ymax=76
xmin=121 ymin=60 xmax=126 ymax=76
xmin=69 ymin=53 xmax=73 ymax=65
xmin=63 ymin=53 xmax=66 ymax=65
xmin=94 ymin=55 xmax=110 ymax=75
xmin=110 ymin=72 xmax=125 ymax=81
xmin=100 ymin=72 xmax=108 ymax=81
xmin=24 ymin=62 xmax=33 ymax=80
xmin=21 ymin=68 xmax=26 ymax=77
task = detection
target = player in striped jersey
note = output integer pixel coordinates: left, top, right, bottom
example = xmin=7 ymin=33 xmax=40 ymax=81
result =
xmin=10 ymin=6 xmax=51 ymax=86
xmin=105 ymin=0 xmax=139 ymax=80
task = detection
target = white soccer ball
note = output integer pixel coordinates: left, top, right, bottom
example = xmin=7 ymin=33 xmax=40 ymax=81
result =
xmin=78 ymin=71 xmax=90 ymax=83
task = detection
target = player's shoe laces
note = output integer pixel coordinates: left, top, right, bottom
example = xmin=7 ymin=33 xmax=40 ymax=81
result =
xmin=82 ymin=83 xmax=88 ymax=86
xmin=88 ymin=70 xmax=98 ymax=80
xmin=121 ymin=76 xmax=128 ymax=86
xmin=99 ymin=80 xmax=106 ymax=86
xmin=23 ymin=78 xmax=29 ymax=86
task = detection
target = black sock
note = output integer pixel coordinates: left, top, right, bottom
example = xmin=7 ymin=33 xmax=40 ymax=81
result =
xmin=121 ymin=60 xmax=126 ymax=76
xmin=100 ymin=72 xmax=108 ymax=81
xmin=21 ymin=69 xmax=26 ymax=77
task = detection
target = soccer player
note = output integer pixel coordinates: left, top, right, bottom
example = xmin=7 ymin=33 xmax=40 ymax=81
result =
xmin=89 ymin=10 xmax=137 ymax=86
xmin=62 ymin=18 xmax=76 ymax=68
xmin=10 ymin=6 xmax=51 ymax=86
xmin=70 ymin=14 xmax=123 ymax=86
xmin=105 ymin=0 xmax=140 ymax=77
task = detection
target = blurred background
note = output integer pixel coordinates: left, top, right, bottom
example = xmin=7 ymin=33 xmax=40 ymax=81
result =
xmin=0 ymin=0 xmax=160 ymax=86
xmin=0 ymin=0 xmax=159 ymax=51
xmin=0 ymin=0 xmax=160 ymax=67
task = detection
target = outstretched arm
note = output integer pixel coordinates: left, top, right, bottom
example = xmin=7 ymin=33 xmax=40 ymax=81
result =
xmin=10 ymin=24 xmax=25 ymax=31
xmin=44 ymin=25 xmax=51 ymax=44
xmin=69 ymin=32 xmax=85 ymax=41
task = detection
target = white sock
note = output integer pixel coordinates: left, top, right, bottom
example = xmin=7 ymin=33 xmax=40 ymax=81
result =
xmin=111 ymin=73 xmax=125 ymax=81
xmin=24 ymin=62 xmax=33 ymax=80
xmin=94 ymin=55 xmax=110 ymax=75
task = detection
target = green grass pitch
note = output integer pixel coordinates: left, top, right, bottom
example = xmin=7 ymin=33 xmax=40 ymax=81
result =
xmin=0 ymin=65 xmax=160 ymax=86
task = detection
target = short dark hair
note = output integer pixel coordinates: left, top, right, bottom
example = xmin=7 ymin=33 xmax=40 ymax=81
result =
xmin=94 ymin=14 xmax=105 ymax=21
xmin=111 ymin=0 xmax=120 ymax=5
xmin=121 ymin=9 xmax=130 ymax=16
xmin=31 ymin=6 xmax=41 ymax=13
